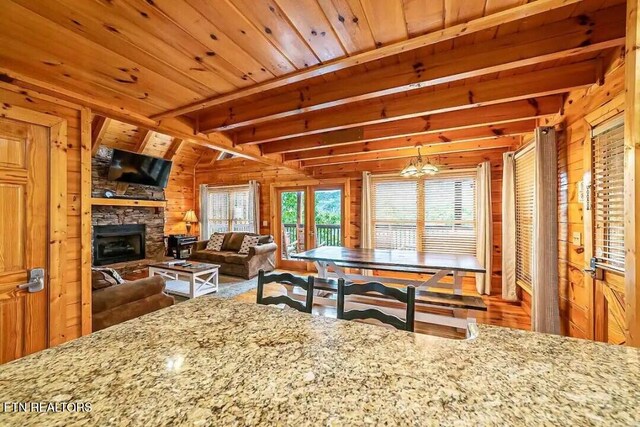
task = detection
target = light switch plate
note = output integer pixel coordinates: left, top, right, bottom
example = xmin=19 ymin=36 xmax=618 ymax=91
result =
xmin=262 ymin=220 xmax=268 ymax=227
xmin=572 ymin=232 xmax=582 ymax=246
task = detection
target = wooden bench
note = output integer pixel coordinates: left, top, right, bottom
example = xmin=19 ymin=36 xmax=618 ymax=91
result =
xmin=312 ymin=277 xmax=487 ymax=312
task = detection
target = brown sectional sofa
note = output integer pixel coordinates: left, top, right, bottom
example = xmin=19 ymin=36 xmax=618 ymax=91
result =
xmin=189 ymin=232 xmax=277 ymax=279
xmin=92 ymin=272 xmax=175 ymax=332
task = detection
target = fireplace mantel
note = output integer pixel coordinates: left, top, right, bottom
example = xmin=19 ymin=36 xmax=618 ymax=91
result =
xmin=91 ymin=198 xmax=167 ymax=208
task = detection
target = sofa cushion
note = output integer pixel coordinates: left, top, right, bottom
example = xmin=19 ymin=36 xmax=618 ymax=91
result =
xmin=258 ymin=235 xmax=274 ymax=244
xmin=92 ymin=267 xmax=125 ymax=290
xmin=194 ymin=250 xmax=237 ymax=264
xmin=92 ymin=270 xmax=117 ymax=290
xmin=224 ymin=253 xmax=249 ymax=265
xmin=239 ymin=235 xmax=260 ymax=254
xmin=223 ymin=232 xmax=257 ymax=252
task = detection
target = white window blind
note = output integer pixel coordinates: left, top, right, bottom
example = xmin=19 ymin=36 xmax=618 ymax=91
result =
xmin=592 ymin=117 xmax=625 ymax=272
xmin=515 ymin=146 xmax=535 ymax=290
xmin=424 ymin=172 xmax=476 ymax=254
xmin=372 ymin=180 xmax=418 ymax=250
xmin=371 ymin=172 xmax=477 ymax=254
xmin=205 ymin=185 xmax=255 ymax=234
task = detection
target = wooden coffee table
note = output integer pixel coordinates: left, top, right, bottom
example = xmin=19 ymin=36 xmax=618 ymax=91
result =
xmin=149 ymin=261 xmax=219 ymax=298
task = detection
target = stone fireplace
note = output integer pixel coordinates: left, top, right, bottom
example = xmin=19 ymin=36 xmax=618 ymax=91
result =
xmin=92 ymin=146 xmax=166 ymax=274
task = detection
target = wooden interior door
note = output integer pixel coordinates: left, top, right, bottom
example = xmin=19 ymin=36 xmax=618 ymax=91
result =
xmin=0 ymin=117 xmax=49 ymax=363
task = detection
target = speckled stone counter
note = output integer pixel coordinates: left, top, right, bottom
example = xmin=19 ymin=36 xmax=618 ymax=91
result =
xmin=1 ymin=298 xmax=639 ymax=426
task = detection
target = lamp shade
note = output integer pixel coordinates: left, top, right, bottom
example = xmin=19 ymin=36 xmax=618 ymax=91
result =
xmin=183 ymin=210 xmax=198 ymax=223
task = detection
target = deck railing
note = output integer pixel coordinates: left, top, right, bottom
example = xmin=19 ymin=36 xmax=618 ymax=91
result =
xmin=283 ymin=223 xmax=341 ymax=248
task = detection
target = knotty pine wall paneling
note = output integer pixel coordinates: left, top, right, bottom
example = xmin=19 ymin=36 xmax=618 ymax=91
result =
xmin=542 ymin=59 xmax=626 ymax=341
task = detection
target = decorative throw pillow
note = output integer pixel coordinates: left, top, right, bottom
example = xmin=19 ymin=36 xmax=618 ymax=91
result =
xmin=206 ymin=233 xmax=225 ymax=251
xmin=239 ymin=235 xmax=260 ymax=254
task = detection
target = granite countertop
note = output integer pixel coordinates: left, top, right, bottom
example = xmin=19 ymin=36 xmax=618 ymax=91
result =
xmin=1 ymin=298 xmax=639 ymax=426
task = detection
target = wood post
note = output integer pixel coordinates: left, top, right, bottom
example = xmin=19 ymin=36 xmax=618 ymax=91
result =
xmin=624 ymin=0 xmax=640 ymax=346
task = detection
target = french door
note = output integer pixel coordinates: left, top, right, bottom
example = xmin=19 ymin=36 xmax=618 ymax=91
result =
xmin=274 ymin=182 xmax=349 ymax=271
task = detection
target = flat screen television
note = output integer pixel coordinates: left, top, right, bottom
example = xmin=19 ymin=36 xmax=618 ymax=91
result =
xmin=107 ymin=149 xmax=173 ymax=188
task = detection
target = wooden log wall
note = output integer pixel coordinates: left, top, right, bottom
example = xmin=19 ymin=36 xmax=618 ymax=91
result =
xmin=195 ymin=149 xmax=507 ymax=295
xmin=163 ymin=142 xmax=205 ymax=235
xmin=542 ymin=55 xmax=626 ymax=342
xmin=0 ymin=85 xmax=84 ymax=343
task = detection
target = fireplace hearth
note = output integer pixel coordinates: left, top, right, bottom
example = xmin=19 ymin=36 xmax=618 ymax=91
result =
xmin=93 ymin=224 xmax=146 ymax=266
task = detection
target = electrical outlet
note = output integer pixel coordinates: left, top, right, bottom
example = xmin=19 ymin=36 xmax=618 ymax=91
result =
xmin=262 ymin=220 xmax=268 ymax=227
xmin=572 ymin=232 xmax=582 ymax=246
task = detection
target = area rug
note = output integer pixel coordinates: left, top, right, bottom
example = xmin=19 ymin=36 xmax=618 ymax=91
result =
xmin=172 ymin=274 xmax=258 ymax=303
xmin=213 ymin=275 xmax=259 ymax=299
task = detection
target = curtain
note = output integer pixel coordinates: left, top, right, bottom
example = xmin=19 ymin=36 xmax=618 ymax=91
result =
xmin=249 ymin=180 xmax=260 ymax=234
xmin=361 ymin=172 xmax=373 ymax=275
xmin=475 ymin=161 xmax=492 ymax=295
xmin=501 ymin=152 xmax=518 ymax=301
xmin=361 ymin=172 xmax=373 ymax=249
xmin=199 ymin=184 xmax=209 ymax=240
xmin=532 ymin=127 xmax=560 ymax=334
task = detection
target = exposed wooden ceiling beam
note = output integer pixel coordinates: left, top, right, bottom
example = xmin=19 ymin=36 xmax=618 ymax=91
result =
xmin=91 ymin=115 xmax=111 ymax=155
xmin=265 ymin=96 xmax=561 ymax=154
xmin=300 ymin=138 xmax=518 ymax=167
xmin=150 ymin=0 xmax=584 ymax=121
xmin=164 ymin=137 xmax=184 ymax=160
xmin=199 ymin=6 xmax=624 ymax=132
xmin=236 ymin=61 xmax=598 ymax=145
xmin=284 ymin=120 xmax=534 ymax=161
xmin=133 ymin=129 xmax=154 ymax=153
xmin=310 ymin=150 xmax=507 ymax=177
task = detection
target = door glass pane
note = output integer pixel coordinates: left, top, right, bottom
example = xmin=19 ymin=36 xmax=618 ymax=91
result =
xmin=314 ymin=189 xmax=342 ymax=247
xmin=281 ymin=191 xmax=306 ymax=259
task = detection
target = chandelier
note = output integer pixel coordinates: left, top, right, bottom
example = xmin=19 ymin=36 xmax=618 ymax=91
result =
xmin=400 ymin=146 xmax=439 ymax=177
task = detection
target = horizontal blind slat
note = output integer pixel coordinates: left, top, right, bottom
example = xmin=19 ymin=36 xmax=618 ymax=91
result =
xmin=592 ymin=119 xmax=625 ymax=272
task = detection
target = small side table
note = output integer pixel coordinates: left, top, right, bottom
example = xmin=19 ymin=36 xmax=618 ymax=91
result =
xmin=149 ymin=261 xmax=219 ymax=299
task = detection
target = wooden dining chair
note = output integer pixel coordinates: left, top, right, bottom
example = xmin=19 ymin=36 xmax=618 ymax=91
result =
xmin=257 ymin=270 xmax=315 ymax=313
xmin=337 ymin=280 xmax=416 ymax=332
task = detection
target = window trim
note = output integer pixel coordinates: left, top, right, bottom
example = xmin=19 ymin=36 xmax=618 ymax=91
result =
xmin=369 ymin=168 xmax=478 ymax=254
xmin=202 ymin=184 xmax=255 ymax=235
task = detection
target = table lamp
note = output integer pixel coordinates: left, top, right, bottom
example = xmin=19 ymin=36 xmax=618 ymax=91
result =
xmin=183 ymin=210 xmax=198 ymax=235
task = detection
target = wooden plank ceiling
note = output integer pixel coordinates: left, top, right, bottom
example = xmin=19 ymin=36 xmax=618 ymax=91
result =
xmin=90 ymin=115 xmax=215 ymax=167
xmin=0 ymin=0 xmax=627 ymax=172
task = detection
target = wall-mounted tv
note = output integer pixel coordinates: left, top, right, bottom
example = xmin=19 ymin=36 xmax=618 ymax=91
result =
xmin=107 ymin=149 xmax=173 ymax=188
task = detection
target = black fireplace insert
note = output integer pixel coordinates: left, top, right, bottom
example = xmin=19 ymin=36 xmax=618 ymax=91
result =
xmin=93 ymin=224 xmax=145 ymax=266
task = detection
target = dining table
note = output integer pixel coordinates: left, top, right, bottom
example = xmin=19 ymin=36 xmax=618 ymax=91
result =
xmin=291 ymin=246 xmax=486 ymax=335
xmin=0 ymin=297 xmax=638 ymax=426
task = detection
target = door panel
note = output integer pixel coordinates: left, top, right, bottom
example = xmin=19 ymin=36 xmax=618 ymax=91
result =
xmin=311 ymin=188 xmax=343 ymax=248
xmin=0 ymin=117 xmax=48 ymax=364
xmin=278 ymin=189 xmax=308 ymax=270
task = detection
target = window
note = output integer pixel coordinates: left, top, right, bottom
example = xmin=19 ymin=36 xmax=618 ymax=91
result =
xmin=204 ymin=185 xmax=255 ymax=234
xmin=371 ymin=171 xmax=477 ymax=254
xmin=372 ymin=180 xmax=418 ymax=250
xmin=514 ymin=145 xmax=535 ymax=291
xmin=424 ymin=173 xmax=476 ymax=254
xmin=592 ymin=116 xmax=625 ymax=272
